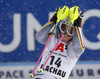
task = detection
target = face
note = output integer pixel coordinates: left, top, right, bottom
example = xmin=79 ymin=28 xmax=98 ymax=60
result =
xmin=59 ymin=24 xmax=74 ymax=42
xmin=61 ymin=32 xmax=73 ymax=42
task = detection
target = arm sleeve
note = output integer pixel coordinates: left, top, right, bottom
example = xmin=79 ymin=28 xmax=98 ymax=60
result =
xmin=35 ymin=22 xmax=55 ymax=44
xmin=71 ymin=25 xmax=85 ymax=58
xmin=67 ymin=26 xmax=85 ymax=60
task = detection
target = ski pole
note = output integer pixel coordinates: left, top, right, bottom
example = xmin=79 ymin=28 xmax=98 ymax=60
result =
xmin=39 ymin=33 xmax=64 ymax=72
xmin=29 ymin=23 xmax=58 ymax=77
xmin=29 ymin=6 xmax=70 ymax=77
xmin=39 ymin=22 xmax=75 ymax=73
xmin=29 ymin=21 xmax=60 ymax=77
xmin=39 ymin=6 xmax=79 ymax=73
xmin=39 ymin=22 xmax=71 ymax=73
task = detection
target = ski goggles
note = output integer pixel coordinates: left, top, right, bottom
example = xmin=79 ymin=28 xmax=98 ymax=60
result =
xmin=59 ymin=23 xmax=74 ymax=35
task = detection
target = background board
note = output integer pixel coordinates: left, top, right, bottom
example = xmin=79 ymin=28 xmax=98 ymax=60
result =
xmin=0 ymin=0 xmax=100 ymax=79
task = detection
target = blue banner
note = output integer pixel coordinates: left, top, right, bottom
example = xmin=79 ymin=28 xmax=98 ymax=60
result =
xmin=0 ymin=0 xmax=100 ymax=63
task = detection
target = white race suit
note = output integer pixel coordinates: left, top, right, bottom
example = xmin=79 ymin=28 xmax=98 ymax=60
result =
xmin=34 ymin=21 xmax=85 ymax=79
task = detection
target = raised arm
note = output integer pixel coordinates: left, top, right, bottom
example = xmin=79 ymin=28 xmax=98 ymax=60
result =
xmin=67 ymin=9 xmax=85 ymax=59
xmin=72 ymin=11 xmax=85 ymax=57
xmin=35 ymin=21 xmax=55 ymax=44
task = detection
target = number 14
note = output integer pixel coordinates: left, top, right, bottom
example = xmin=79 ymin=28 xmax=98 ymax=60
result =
xmin=50 ymin=56 xmax=62 ymax=68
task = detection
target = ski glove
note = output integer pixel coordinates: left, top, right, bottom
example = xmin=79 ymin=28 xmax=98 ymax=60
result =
xmin=50 ymin=7 xmax=63 ymax=24
xmin=50 ymin=13 xmax=57 ymax=24
xmin=55 ymin=7 xmax=63 ymax=12
xmin=73 ymin=8 xmax=84 ymax=27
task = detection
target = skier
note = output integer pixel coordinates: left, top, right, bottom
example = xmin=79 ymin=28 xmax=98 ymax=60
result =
xmin=34 ymin=6 xmax=85 ymax=79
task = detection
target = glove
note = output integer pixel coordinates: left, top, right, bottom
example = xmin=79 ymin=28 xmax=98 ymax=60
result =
xmin=55 ymin=7 xmax=63 ymax=12
xmin=78 ymin=8 xmax=84 ymax=18
xmin=73 ymin=8 xmax=84 ymax=27
xmin=50 ymin=13 xmax=57 ymax=24
xmin=50 ymin=7 xmax=63 ymax=24
xmin=74 ymin=17 xmax=82 ymax=27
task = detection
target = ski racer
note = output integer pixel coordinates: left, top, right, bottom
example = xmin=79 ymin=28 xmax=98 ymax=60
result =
xmin=34 ymin=6 xmax=85 ymax=79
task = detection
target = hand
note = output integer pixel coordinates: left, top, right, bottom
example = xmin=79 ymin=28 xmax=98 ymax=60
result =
xmin=50 ymin=13 xmax=57 ymax=24
xmin=78 ymin=8 xmax=84 ymax=18
xmin=50 ymin=7 xmax=63 ymax=24
xmin=74 ymin=17 xmax=82 ymax=27
xmin=55 ymin=7 xmax=63 ymax=12
xmin=73 ymin=8 xmax=84 ymax=27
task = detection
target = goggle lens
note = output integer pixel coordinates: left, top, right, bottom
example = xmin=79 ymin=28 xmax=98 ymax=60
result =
xmin=60 ymin=24 xmax=74 ymax=35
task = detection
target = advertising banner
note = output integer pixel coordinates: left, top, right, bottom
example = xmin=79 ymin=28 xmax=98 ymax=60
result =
xmin=0 ymin=62 xmax=100 ymax=79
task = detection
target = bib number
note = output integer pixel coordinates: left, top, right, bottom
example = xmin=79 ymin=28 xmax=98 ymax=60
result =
xmin=50 ymin=56 xmax=62 ymax=68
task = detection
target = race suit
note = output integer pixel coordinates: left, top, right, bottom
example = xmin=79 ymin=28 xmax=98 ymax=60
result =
xmin=34 ymin=21 xmax=85 ymax=79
